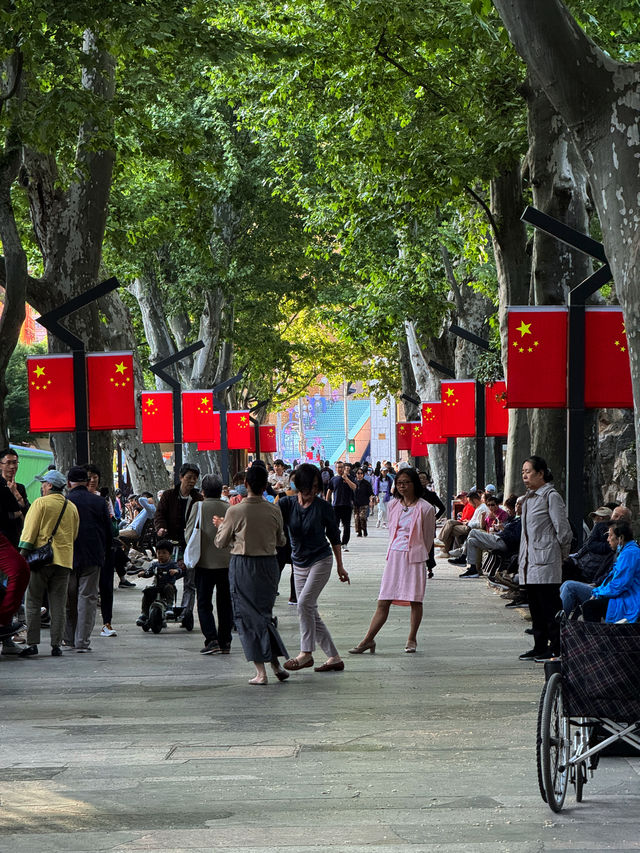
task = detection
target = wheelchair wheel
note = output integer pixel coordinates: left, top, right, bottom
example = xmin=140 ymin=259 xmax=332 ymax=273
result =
xmin=536 ymin=678 xmax=549 ymax=803
xmin=149 ymin=604 xmax=164 ymax=634
xmin=540 ymin=672 xmax=570 ymax=812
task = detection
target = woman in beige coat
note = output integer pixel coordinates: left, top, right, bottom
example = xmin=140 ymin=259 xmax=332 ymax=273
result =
xmin=518 ymin=456 xmax=573 ymax=662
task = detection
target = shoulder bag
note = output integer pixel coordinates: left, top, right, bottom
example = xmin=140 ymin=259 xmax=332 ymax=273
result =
xmin=183 ymin=502 xmax=203 ymax=569
xmin=25 ymin=498 xmax=68 ymax=571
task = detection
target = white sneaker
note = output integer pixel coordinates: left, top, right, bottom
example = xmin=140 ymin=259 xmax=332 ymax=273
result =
xmin=100 ymin=624 xmax=117 ymax=637
xmin=449 ymin=547 xmax=464 ymax=558
xmin=434 ymin=538 xmax=445 ymax=547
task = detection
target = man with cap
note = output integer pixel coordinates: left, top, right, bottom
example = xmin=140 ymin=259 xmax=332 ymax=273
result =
xmin=562 ymin=506 xmax=628 ymax=583
xmin=63 ymin=466 xmax=113 ymax=652
xmin=560 ymin=505 xmax=633 ymax=615
xmin=18 ymin=471 xmax=79 ymax=657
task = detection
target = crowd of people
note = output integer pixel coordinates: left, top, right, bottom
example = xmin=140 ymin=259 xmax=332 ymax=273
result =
xmin=1 ymin=446 xmax=639 ymax=682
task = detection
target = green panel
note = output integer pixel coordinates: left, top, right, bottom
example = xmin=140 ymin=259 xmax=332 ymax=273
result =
xmin=9 ymin=444 xmax=55 ymax=504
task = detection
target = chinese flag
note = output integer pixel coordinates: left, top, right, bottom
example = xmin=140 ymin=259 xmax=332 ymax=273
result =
xmin=441 ymin=380 xmax=476 ymax=437
xmin=507 ymin=307 xmax=567 ymax=408
xmin=197 ymin=413 xmax=222 ymax=451
xmin=584 ymin=307 xmax=633 ymax=408
xmin=260 ymin=424 xmax=278 ymax=453
xmin=226 ymin=410 xmax=252 ymax=450
xmin=141 ymin=391 xmax=174 ymax=444
xmin=410 ymin=422 xmax=429 ymax=457
xmin=28 ymin=355 xmax=76 ymax=433
xmin=396 ymin=422 xmax=412 ymax=451
xmin=421 ymin=402 xmax=446 ymax=445
xmin=182 ymin=391 xmax=217 ymax=443
xmin=485 ymin=381 xmax=508 ymax=437
xmin=87 ymin=352 xmax=135 ymax=430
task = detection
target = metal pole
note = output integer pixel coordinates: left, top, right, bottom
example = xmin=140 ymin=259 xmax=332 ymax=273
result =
xmin=73 ymin=347 xmax=89 ymax=464
xmin=343 ymin=384 xmax=349 ymax=462
xmin=250 ymin=416 xmax=261 ymax=460
xmin=172 ymin=386 xmax=183 ymax=483
xmin=447 ymin=438 xmax=456 ymax=517
xmin=475 ymin=380 xmax=485 ymax=490
xmin=214 ymin=397 xmax=230 ymax=484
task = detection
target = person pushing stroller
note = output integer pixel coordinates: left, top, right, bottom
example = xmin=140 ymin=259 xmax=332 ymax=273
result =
xmin=135 ymin=539 xmax=181 ymax=629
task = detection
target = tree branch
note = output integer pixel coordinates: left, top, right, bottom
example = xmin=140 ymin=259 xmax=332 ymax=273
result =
xmin=464 ymin=184 xmax=499 ymax=241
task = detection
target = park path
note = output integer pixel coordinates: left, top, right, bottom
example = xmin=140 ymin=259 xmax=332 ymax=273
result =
xmin=2 ymin=525 xmax=639 ymax=852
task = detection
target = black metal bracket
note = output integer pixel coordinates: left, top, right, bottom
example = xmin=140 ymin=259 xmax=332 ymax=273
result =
xmin=521 ymin=205 xmax=613 ymax=546
xmin=449 ymin=324 xmax=495 ymax=352
xmin=36 ymin=276 xmax=121 ymax=465
xmin=428 ymin=360 xmax=456 ymax=379
xmin=521 ymin=206 xmax=607 ymax=264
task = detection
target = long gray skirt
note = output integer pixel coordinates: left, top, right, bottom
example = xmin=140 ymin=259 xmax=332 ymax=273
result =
xmin=229 ymin=555 xmax=288 ymax=663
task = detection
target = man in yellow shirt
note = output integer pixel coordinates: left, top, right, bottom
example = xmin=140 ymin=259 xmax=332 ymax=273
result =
xmin=18 ymin=470 xmax=79 ymax=657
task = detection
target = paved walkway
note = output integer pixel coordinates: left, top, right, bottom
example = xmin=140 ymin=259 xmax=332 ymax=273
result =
xmin=2 ymin=526 xmax=639 ymax=851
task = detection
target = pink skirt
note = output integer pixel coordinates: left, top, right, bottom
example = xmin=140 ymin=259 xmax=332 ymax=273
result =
xmin=378 ymin=549 xmax=426 ymax=605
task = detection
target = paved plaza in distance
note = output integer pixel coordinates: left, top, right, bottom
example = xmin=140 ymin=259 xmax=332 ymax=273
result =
xmin=2 ymin=528 xmax=639 ymax=852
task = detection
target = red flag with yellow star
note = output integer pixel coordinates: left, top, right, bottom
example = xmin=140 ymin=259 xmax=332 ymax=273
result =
xmin=259 ymin=424 xmax=278 ymax=453
xmin=27 ymin=355 xmax=76 ymax=432
xmin=226 ymin=410 xmax=252 ymax=450
xmin=440 ymin=380 xmax=476 ymax=437
xmin=421 ymin=402 xmax=446 ymax=445
xmin=584 ymin=307 xmax=633 ymax=408
xmin=182 ymin=391 xmax=217 ymax=443
xmin=87 ymin=352 xmax=135 ymax=430
xmin=197 ymin=413 xmax=222 ymax=451
xmin=141 ymin=391 xmax=174 ymax=443
xmin=485 ymin=381 xmax=508 ymax=436
xmin=409 ymin=422 xmax=429 ymax=457
xmin=507 ymin=307 xmax=567 ymax=407
xmin=396 ymin=422 xmax=412 ymax=451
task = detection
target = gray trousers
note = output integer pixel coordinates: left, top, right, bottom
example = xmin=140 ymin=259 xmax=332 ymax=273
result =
xmin=465 ymin=530 xmax=507 ymax=567
xmin=64 ymin=564 xmax=101 ymax=650
xmin=180 ymin=566 xmax=196 ymax=614
xmin=25 ymin=564 xmax=70 ymax=648
xmin=293 ymin=555 xmax=339 ymax=657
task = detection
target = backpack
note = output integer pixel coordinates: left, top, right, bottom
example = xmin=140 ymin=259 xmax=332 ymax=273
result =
xmin=321 ymin=468 xmax=331 ymax=487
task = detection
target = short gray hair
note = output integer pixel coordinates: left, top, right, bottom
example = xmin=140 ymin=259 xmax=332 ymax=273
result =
xmin=201 ymin=474 xmax=223 ymax=499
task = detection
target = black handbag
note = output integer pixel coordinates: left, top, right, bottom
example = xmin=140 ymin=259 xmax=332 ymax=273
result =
xmin=25 ymin=498 xmax=68 ymax=571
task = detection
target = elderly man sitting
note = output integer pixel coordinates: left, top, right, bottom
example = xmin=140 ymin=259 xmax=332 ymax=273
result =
xmin=560 ymin=505 xmax=632 ymax=616
xmin=453 ymin=495 xmax=522 ymax=579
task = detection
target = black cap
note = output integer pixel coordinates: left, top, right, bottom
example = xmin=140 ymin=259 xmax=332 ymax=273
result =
xmin=67 ymin=465 xmax=89 ymax=483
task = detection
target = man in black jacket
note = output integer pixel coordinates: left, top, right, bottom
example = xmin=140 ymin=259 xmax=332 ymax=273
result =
xmin=64 ymin=466 xmax=112 ymax=652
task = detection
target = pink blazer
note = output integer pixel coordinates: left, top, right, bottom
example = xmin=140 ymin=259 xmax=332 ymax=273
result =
xmin=386 ymin=497 xmax=436 ymax=563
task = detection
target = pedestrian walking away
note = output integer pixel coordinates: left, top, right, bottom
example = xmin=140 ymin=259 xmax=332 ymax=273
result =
xmin=213 ymin=465 xmax=289 ymax=685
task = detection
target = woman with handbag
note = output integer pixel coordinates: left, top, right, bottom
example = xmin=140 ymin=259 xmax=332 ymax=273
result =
xmin=184 ymin=475 xmax=233 ymax=655
xmin=18 ymin=471 xmax=79 ymax=658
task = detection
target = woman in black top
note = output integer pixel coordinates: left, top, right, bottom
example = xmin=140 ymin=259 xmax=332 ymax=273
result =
xmin=278 ymin=464 xmax=350 ymax=673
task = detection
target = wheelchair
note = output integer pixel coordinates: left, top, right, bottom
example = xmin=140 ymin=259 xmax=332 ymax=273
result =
xmin=536 ymin=617 xmax=640 ymax=812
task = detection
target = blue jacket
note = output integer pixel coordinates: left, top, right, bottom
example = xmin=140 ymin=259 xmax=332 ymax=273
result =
xmin=591 ymin=539 xmax=640 ymax=623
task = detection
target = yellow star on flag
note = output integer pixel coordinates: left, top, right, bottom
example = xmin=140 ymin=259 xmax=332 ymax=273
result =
xmin=516 ymin=321 xmax=532 ymax=337
xmin=34 ymin=365 xmax=45 ymax=378
xmin=445 ymin=388 xmax=454 ymax=397
xmin=145 ymin=398 xmax=154 ymax=407
xmin=115 ymin=361 xmax=127 ymax=374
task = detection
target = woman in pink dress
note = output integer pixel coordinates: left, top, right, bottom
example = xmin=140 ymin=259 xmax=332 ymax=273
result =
xmin=349 ymin=467 xmax=435 ymax=654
